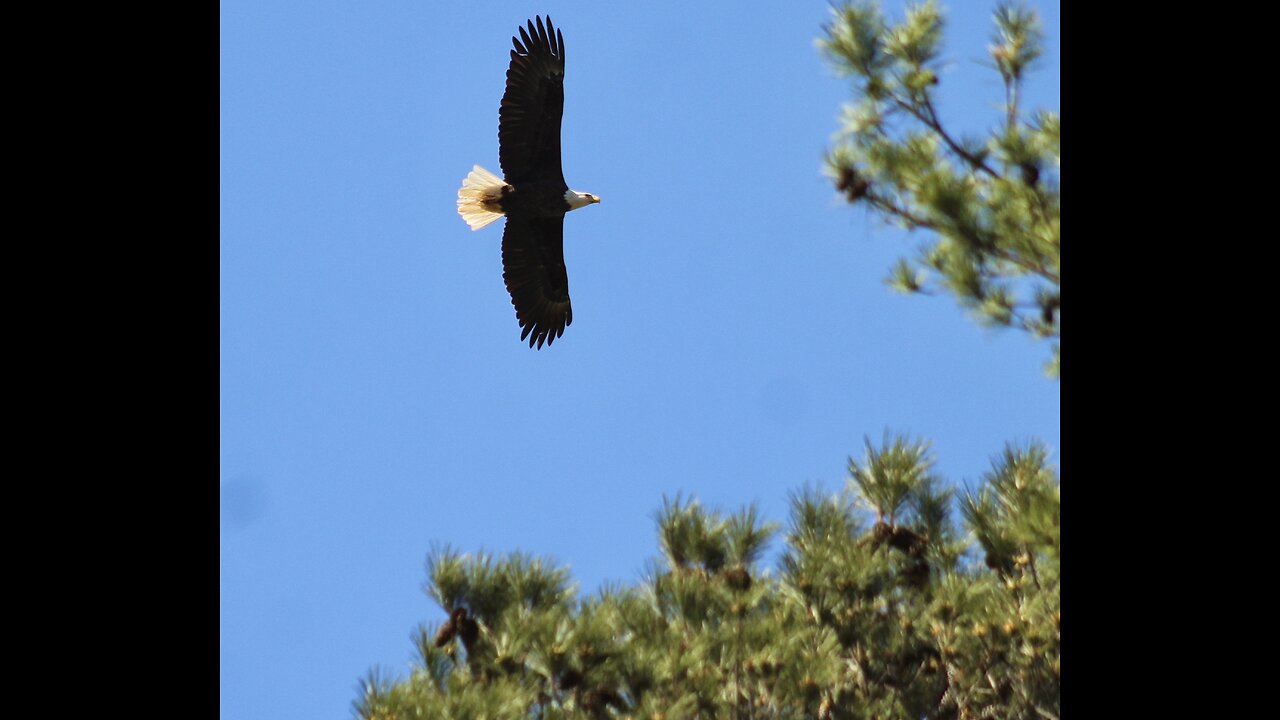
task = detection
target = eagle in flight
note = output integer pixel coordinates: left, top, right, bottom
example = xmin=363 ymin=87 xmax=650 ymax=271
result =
xmin=457 ymin=16 xmax=599 ymax=349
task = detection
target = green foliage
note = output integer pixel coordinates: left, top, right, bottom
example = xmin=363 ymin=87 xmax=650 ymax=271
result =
xmin=354 ymin=435 xmax=1060 ymax=720
xmin=847 ymin=434 xmax=935 ymax=524
xmin=821 ymin=1 xmax=1061 ymax=376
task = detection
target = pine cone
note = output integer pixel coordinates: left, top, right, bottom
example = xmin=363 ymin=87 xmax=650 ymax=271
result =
xmin=984 ymin=551 xmax=1014 ymax=577
xmin=837 ymin=165 xmax=871 ymax=201
xmin=583 ymin=683 xmax=624 ymax=711
xmin=1020 ymin=161 xmax=1040 ymax=186
xmin=723 ymin=565 xmax=752 ymax=591
xmin=457 ymin=613 xmax=480 ymax=653
xmin=559 ymin=668 xmax=584 ymax=691
xmin=905 ymin=558 xmax=930 ymax=588
xmin=433 ymin=607 xmax=467 ymax=647
xmin=888 ymin=526 xmax=925 ymax=555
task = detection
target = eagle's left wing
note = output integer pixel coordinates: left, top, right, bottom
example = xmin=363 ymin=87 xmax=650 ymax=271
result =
xmin=501 ymin=215 xmax=573 ymax=349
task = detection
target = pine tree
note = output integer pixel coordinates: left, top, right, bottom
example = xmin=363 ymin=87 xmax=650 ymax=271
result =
xmin=353 ymin=436 xmax=1059 ymax=720
xmin=820 ymin=1 xmax=1060 ymax=376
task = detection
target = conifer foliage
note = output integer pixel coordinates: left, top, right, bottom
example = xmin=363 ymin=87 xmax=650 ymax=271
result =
xmin=353 ymin=436 xmax=1060 ymax=720
xmin=820 ymin=2 xmax=1061 ymax=376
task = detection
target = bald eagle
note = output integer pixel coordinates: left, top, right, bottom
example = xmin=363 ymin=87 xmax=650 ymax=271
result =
xmin=457 ymin=16 xmax=600 ymax=349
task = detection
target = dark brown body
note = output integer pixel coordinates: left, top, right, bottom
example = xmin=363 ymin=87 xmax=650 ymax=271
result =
xmin=498 ymin=180 xmax=571 ymax=219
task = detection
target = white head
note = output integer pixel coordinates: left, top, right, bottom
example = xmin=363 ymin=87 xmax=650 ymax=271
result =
xmin=565 ymin=190 xmax=601 ymax=211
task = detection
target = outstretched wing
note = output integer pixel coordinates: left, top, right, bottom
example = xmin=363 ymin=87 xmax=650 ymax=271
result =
xmin=499 ymin=16 xmax=566 ymax=185
xmin=501 ymin=215 xmax=573 ymax=349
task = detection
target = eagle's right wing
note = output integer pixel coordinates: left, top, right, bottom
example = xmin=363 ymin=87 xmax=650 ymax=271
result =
xmin=498 ymin=16 xmax=566 ymax=186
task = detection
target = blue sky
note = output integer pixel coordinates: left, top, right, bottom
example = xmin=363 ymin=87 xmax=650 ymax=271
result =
xmin=220 ymin=1 xmax=1060 ymax=718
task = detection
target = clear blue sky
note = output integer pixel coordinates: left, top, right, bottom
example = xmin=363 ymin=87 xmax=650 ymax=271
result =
xmin=219 ymin=1 xmax=1060 ymax=718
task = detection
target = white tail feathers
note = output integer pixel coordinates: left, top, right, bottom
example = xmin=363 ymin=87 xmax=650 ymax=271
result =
xmin=457 ymin=165 xmax=507 ymax=230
